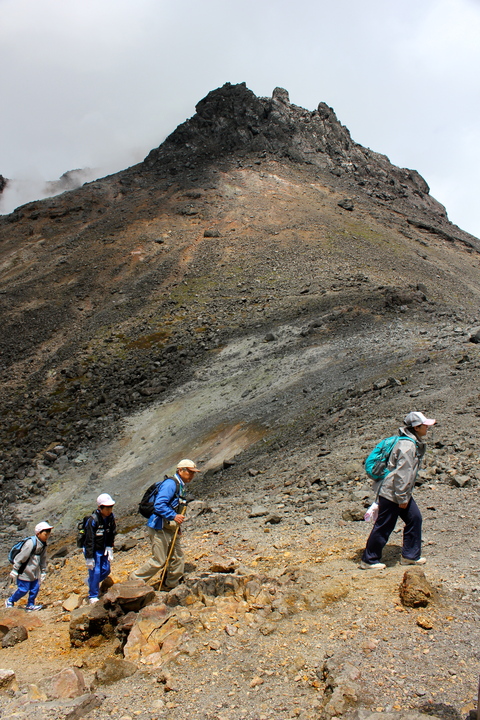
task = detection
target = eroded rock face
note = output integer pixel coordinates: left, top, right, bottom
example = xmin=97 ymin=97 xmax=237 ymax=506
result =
xmin=123 ymin=604 xmax=176 ymax=664
xmin=69 ymin=602 xmax=113 ymax=646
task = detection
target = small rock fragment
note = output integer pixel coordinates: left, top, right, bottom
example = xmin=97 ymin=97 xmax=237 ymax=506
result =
xmin=63 ymin=593 xmax=81 ymax=612
xmin=416 ymin=616 xmax=434 ymax=630
xmin=0 ymin=669 xmax=18 ymax=693
xmin=250 ymin=676 xmax=264 ymax=688
xmin=94 ymin=657 xmax=137 ymax=685
xmin=249 ymin=505 xmax=269 ymax=518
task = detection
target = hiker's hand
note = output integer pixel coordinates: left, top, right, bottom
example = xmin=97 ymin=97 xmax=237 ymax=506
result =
xmin=174 ymin=514 xmax=185 ymax=525
xmin=105 ymin=547 xmax=114 ymax=562
xmin=40 ymin=572 xmax=47 ymax=582
xmin=399 ymin=502 xmax=408 ymax=509
xmin=9 ymin=570 xmax=18 ymax=580
xmin=85 ymin=558 xmax=95 ymax=570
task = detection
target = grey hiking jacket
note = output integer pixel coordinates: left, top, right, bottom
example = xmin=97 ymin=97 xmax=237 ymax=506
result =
xmin=13 ymin=536 xmax=47 ymax=581
xmin=377 ymin=426 xmax=426 ymax=506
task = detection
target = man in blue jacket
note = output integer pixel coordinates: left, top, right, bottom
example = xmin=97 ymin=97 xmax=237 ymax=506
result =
xmin=130 ymin=459 xmax=200 ymax=588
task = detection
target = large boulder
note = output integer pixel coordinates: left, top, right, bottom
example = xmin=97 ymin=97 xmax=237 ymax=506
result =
xmin=0 ymin=607 xmax=42 ymax=631
xmin=103 ymin=580 xmax=156 ymax=612
xmin=69 ymin=602 xmax=113 ymax=646
xmin=114 ymin=533 xmax=138 ymax=552
xmin=123 ymin=603 xmax=186 ymax=667
xmin=42 ymin=667 xmax=87 ymax=699
xmin=1 ymin=625 xmax=28 ymax=647
xmin=399 ymin=568 xmax=434 ymax=608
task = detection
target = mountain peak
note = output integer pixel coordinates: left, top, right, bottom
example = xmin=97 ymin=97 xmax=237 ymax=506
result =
xmin=143 ymin=82 xmax=448 ymax=229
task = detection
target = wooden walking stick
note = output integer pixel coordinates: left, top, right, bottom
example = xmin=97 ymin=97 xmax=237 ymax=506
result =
xmin=159 ymin=501 xmax=187 ymax=589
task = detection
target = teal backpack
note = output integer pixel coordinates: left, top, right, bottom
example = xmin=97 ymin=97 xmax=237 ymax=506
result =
xmin=364 ymin=435 xmax=415 ymax=481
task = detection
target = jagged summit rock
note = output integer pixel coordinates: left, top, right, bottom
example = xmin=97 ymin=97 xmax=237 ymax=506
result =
xmin=143 ymin=82 xmax=452 ymax=234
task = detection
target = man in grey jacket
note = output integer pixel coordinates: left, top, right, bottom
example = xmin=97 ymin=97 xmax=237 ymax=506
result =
xmin=360 ymin=411 xmax=436 ymax=570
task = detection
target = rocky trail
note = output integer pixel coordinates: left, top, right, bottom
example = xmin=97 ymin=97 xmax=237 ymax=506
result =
xmin=1 ymin=327 xmax=480 ymax=720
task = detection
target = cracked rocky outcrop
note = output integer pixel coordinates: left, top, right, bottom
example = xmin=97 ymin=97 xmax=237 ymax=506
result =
xmin=143 ymin=82 xmax=477 ymax=249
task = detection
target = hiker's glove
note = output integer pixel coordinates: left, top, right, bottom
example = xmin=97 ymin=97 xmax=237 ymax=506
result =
xmin=85 ymin=558 xmax=95 ymax=570
xmin=105 ymin=547 xmax=114 ymax=562
xmin=9 ymin=569 xmax=18 ymax=580
xmin=40 ymin=572 xmax=47 ymax=582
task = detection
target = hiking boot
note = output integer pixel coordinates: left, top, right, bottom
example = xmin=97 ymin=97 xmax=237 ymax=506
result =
xmin=359 ymin=560 xmax=386 ymax=570
xmin=400 ymin=556 xmax=426 ymax=565
xmin=25 ymin=604 xmax=43 ymax=611
xmin=4 ymin=599 xmax=14 ymax=608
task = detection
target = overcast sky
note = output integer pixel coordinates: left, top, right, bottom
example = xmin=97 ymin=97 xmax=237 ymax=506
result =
xmin=1 ymin=0 xmax=479 ymax=239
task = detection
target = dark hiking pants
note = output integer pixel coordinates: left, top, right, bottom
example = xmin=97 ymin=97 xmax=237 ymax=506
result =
xmin=362 ymin=495 xmax=422 ymax=564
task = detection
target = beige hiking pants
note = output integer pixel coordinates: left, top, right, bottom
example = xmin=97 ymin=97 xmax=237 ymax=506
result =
xmin=130 ymin=525 xmax=184 ymax=588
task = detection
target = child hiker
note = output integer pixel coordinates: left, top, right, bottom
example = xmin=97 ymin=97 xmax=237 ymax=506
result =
xmin=6 ymin=521 xmax=53 ymax=610
xmin=84 ymin=493 xmax=116 ymax=604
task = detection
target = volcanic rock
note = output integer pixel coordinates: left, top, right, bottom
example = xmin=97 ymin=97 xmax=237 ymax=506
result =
xmin=399 ymin=568 xmax=434 ymax=608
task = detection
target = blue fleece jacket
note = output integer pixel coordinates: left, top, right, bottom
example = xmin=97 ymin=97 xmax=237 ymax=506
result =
xmin=147 ymin=474 xmax=185 ymax=530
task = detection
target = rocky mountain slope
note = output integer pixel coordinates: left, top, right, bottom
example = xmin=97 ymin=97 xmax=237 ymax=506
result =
xmin=1 ymin=83 xmax=480 ymax=720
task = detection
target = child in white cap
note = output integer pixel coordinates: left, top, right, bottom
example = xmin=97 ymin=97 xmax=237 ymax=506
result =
xmin=84 ymin=493 xmax=116 ymax=604
xmin=5 ymin=521 xmax=53 ymax=610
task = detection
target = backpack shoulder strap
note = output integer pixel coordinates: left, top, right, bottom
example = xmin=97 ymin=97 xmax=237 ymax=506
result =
xmin=164 ymin=476 xmax=182 ymax=505
xmin=398 ymin=434 xmax=420 ymax=453
xmin=86 ymin=512 xmax=98 ymax=528
xmin=17 ymin=536 xmax=37 ymax=570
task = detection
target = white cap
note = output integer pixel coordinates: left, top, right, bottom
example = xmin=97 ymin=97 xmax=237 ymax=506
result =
xmin=176 ymin=458 xmax=200 ymax=472
xmin=35 ymin=521 xmax=53 ymax=534
xmin=97 ymin=493 xmax=115 ymax=506
xmin=404 ymin=411 xmax=436 ymax=427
